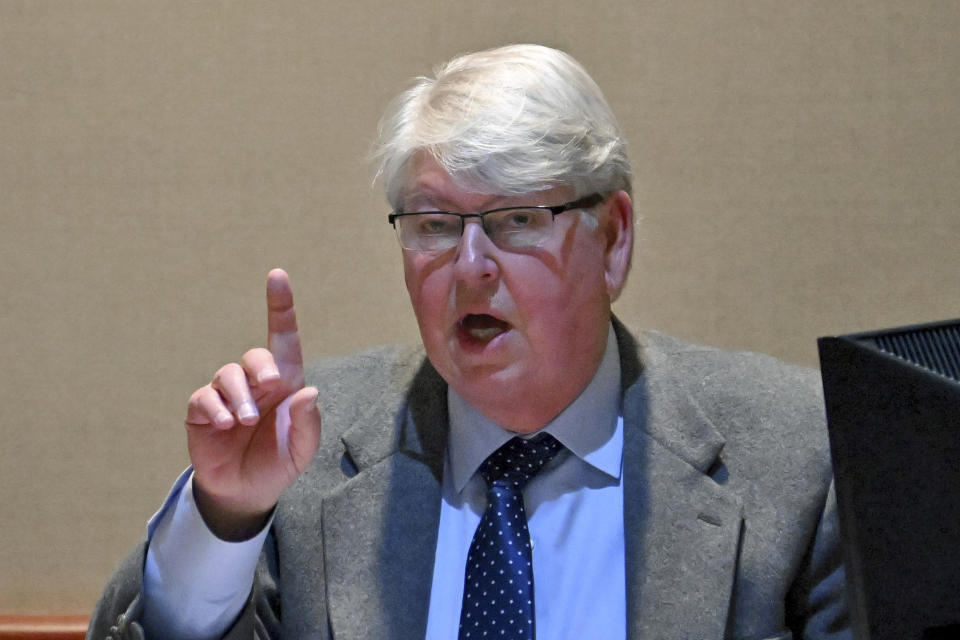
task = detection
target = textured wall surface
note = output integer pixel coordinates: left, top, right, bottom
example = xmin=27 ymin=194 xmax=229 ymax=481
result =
xmin=2 ymin=0 xmax=958 ymax=613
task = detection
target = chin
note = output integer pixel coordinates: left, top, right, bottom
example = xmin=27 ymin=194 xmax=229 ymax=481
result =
xmin=457 ymin=362 xmax=534 ymax=408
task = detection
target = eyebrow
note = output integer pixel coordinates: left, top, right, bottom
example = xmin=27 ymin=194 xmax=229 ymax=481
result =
xmin=401 ymin=193 xmax=444 ymax=210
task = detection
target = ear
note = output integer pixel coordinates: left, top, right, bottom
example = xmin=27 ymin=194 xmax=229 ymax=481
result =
xmin=601 ymin=190 xmax=634 ymax=301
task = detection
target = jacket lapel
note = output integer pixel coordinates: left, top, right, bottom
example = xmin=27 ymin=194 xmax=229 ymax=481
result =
xmin=322 ymin=359 xmax=449 ymax=640
xmin=616 ymin=324 xmax=744 ymax=639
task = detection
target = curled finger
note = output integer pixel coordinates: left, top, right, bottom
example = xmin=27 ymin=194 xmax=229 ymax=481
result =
xmin=186 ymin=384 xmax=235 ymax=430
xmin=241 ymin=347 xmax=282 ymax=393
xmin=211 ymin=362 xmax=260 ymax=426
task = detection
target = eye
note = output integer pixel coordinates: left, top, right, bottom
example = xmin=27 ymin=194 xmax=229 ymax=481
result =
xmin=490 ymin=209 xmax=551 ymax=232
xmin=491 ymin=209 xmax=551 ymax=233
xmin=503 ymin=211 xmax=533 ymax=228
xmin=415 ymin=214 xmax=458 ymax=235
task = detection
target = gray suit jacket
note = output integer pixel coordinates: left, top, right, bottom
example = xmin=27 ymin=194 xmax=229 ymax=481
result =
xmin=88 ymin=322 xmax=850 ymax=640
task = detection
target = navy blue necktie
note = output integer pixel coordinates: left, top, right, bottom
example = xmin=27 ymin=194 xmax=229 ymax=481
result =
xmin=458 ymin=434 xmax=563 ymax=640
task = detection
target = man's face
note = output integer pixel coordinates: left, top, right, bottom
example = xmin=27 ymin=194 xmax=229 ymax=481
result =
xmin=400 ymin=154 xmax=633 ymax=433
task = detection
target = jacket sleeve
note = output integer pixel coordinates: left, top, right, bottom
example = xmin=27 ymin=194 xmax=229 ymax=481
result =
xmin=85 ymin=533 xmax=282 ymax=640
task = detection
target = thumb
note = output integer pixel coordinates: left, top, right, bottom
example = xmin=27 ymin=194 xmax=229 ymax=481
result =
xmin=284 ymin=386 xmax=322 ymax=475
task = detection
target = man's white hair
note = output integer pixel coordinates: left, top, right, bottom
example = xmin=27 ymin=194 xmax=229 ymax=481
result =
xmin=376 ymin=44 xmax=632 ymax=210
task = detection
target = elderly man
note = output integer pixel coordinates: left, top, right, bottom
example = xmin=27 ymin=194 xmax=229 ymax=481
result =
xmin=88 ymin=45 xmax=849 ymax=639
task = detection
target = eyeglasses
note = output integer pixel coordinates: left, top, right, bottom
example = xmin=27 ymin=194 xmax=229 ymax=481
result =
xmin=387 ymin=193 xmax=604 ymax=252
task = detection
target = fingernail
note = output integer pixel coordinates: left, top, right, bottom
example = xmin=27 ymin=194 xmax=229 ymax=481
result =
xmin=213 ymin=410 xmax=233 ymax=427
xmin=237 ymin=401 xmax=259 ymax=422
xmin=257 ymin=369 xmax=281 ymax=384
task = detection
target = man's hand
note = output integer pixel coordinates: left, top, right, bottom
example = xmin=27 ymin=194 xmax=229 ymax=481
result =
xmin=185 ymin=269 xmax=322 ymax=540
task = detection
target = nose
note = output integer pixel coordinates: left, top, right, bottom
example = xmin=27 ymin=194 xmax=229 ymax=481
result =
xmin=453 ymin=219 xmax=499 ymax=283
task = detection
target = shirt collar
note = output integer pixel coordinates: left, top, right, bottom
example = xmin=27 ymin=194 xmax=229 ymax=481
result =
xmin=447 ymin=324 xmax=623 ymax=493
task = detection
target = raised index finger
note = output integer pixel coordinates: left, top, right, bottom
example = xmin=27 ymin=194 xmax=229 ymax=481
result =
xmin=266 ymin=268 xmax=304 ymax=377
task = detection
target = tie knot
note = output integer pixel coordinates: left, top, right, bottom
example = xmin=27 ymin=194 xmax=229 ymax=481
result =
xmin=478 ymin=433 xmax=563 ymax=489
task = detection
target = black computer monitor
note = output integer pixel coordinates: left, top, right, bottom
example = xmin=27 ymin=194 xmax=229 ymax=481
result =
xmin=818 ymin=319 xmax=960 ymax=640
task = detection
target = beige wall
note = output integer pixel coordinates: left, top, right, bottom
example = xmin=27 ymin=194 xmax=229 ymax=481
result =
xmin=2 ymin=0 xmax=958 ymax=614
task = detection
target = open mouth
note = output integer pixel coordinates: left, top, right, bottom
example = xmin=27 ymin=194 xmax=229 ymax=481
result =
xmin=458 ymin=313 xmax=511 ymax=344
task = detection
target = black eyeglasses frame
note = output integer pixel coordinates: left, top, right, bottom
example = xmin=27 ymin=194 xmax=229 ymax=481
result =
xmin=387 ymin=192 xmax=605 ymax=229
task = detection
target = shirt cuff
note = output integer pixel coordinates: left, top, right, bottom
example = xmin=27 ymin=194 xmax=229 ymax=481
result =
xmin=142 ymin=469 xmax=273 ymax=640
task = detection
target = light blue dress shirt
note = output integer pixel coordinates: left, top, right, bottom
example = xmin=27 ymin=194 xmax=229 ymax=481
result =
xmin=144 ymin=326 xmax=626 ymax=639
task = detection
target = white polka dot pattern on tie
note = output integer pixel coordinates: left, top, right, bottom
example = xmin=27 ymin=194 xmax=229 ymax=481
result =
xmin=458 ymin=434 xmax=563 ymax=640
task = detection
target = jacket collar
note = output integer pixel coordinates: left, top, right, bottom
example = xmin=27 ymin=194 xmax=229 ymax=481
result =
xmin=614 ymin=318 xmax=727 ymax=473
xmin=338 ymin=355 xmax=449 ymax=480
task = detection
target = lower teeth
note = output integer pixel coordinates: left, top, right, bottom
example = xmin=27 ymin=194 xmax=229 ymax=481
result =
xmin=468 ymin=327 xmax=502 ymax=341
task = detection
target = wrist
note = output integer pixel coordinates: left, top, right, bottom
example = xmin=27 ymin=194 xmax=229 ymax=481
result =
xmin=191 ymin=480 xmax=275 ymax=542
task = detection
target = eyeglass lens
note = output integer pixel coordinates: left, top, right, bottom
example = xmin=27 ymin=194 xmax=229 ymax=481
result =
xmin=397 ymin=207 xmax=555 ymax=251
